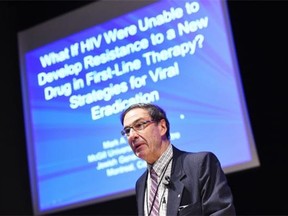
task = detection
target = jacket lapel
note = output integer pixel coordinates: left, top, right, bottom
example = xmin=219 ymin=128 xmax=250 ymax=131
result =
xmin=167 ymin=147 xmax=186 ymax=215
xmin=137 ymin=170 xmax=148 ymax=216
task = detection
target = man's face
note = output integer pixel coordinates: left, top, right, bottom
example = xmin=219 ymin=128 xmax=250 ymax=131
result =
xmin=122 ymin=108 xmax=166 ymax=164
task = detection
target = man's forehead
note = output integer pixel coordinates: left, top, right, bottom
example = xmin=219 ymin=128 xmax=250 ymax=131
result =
xmin=123 ymin=108 xmax=149 ymax=124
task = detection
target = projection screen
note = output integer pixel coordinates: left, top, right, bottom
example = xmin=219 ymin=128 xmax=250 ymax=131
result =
xmin=18 ymin=0 xmax=260 ymax=215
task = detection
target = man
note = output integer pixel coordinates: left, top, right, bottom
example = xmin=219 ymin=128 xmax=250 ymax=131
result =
xmin=120 ymin=103 xmax=236 ymax=216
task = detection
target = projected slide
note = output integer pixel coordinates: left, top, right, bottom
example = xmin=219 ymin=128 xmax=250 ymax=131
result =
xmin=18 ymin=0 xmax=260 ymax=215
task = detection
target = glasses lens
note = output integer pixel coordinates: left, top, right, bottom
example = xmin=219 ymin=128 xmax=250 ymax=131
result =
xmin=125 ymin=128 xmax=130 ymax=136
xmin=121 ymin=128 xmax=130 ymax=136
xmin=133 ymin=122 xmax=144 ymax=131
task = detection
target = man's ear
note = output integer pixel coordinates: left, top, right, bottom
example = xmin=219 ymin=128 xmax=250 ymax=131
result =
xmin=159 ymin=119 xmax=167 ymax=136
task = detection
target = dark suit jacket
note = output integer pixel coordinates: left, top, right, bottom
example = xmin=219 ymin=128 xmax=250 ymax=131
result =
xmin=136 ymin=146 xmax=236 ymax=216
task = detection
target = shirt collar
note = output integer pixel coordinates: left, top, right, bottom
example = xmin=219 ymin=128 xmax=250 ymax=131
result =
xmin=149 ymin=144 xmax=172 ymax=176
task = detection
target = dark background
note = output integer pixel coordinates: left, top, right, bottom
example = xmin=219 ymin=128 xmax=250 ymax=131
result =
xmin=1 ymin=1 xmax=287 ymax=215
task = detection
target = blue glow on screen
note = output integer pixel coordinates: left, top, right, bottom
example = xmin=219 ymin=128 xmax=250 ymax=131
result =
xmin=19 ymin=0 xmax=259 ymax=214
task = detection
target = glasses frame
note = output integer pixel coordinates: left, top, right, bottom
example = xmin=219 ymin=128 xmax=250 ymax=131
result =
xmin=121 ymin=120 xmax=155 ymax=137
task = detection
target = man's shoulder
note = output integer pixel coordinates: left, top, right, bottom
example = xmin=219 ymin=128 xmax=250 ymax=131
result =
xmin=173 ymin=147 xmax=220 ymax=168
xmin=172 ymin=145 xmax=216 ymax=160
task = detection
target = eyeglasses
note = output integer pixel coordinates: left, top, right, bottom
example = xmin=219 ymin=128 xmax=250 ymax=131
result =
xmin=121 ymin=120 xmax=155 ymax=137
